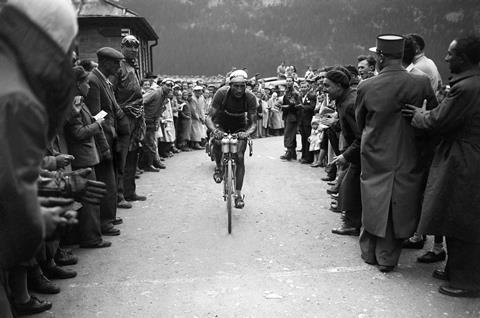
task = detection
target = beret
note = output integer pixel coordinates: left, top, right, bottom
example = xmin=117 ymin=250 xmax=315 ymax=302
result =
xmin=326 ymin=70 xmax=350 ymax=88
xmin=72 ymin=65 xmax=89 ymax=81
xmin=96 ymin=47 xmax=124 ymax=60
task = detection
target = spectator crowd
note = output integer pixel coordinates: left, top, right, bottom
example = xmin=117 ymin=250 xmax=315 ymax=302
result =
xmin=0 ymin=0 xmax=479 ymax=317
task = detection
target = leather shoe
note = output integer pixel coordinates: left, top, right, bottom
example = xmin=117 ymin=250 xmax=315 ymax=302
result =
xmin=43 ymin=265 xmax=77 ymax=280
xmin=280 ymin=152 xmax=293 ymax=161
xmin=54 ymin=248 xmax=78 ymax=266
xmin=321 ymin=176 xmax=335 ymax=182
xmin=28 ymin=274 xmax=60 ymax=294
xmin=332 ymin=226 xmax=360 ymax=236
xmin=299 ymin=158 xmax=313 ymax=164
xmin=102 ymin=227 xmax=120 ymax=236
xmin=80 ymin=240 xmax=112 ymax=248
xmin=125 ymin=193 xmax=147 ymax=202
xmin=14 ymin=295 xmax=52 ymax=315
xmin=439 ymin=285 xmax=480 ymax=298
xmin=417 ymin=250 xmax=446 ymax=263
xmin=144 ymin=165 xmax=160 ymax=172
xmin=402 ymin=238 xmax=424 ymax=249
xmin=326 ymin=187 xmax=338 ymax=195
xmin=117 ymin=199 xmax=132 ymax=209
xmin=432 ymin=269 xmax=449 ymax=281
xmin=153 ymin=161 xmax=167 ymax=169
xmin=112 ymin=217 xmax=123 ymax=225
xmin=378 ymin=265 xmax=394 ymax=273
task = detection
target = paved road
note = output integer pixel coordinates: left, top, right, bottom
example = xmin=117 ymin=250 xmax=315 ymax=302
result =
xmin=39 ymin=136 xmax=479 ymax=318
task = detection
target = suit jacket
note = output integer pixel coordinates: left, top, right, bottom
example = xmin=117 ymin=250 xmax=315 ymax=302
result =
xmin=64 ymin=97 xmax=105 ymax=168
xmin=281 ymin=87 xmax=301 ymax=122
xmin=337 ymin=88 xmax=360 ymax=164
xmin=85 ymin=68 xmax=129 ymax=149
xmin=356 ymin=64 xmax=437 ymax=238
xmin=300 ymin=90 xmax=316 ymax=125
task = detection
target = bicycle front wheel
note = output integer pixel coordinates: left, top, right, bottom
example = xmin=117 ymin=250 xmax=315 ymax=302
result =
xmin=226 ymin=159 xmax=233 ymax=234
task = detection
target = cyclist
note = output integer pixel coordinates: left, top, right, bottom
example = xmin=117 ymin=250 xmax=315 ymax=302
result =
xmin=206 ymin=70 xmax=257 ymax=209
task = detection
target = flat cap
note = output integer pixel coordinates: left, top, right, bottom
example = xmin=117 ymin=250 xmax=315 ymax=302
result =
xmin=96 ymin=47 xmax=124 ymax=60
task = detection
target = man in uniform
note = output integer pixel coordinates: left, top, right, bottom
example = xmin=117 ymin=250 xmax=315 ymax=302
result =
xmin=356 ymin=34 xmax=437 ymax=272
xmin=206 ymin=70 xmax=257 ymax=209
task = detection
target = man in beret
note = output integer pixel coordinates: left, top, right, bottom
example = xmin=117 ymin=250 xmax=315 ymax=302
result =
xmin=324 ymin=68 xmax=362 ymax=237
xmin=112 ymin=35 xmax=147 ymax=204
xmin=356 ymin=34 xmax=437 ymax=272
xmin=85 ymin=46 xmax=128 ymax=235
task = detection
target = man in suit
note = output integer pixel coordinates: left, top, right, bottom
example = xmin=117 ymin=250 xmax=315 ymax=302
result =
xmin=356 ymin=34 xmax=437 ymax=272
xmin=85 ymin=47 xmax=129 ymax=236
xmin=298 ymin=80 xmax=316 ymax=164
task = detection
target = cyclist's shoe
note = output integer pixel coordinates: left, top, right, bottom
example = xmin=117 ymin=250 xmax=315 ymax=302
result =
xmin=213 ymin=167 xmax=222 ymax=184
xmin=234 ymin=195 xmax=245 ymax=209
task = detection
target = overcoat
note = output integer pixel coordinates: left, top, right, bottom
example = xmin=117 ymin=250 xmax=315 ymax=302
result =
xmin=356 ymin=64 xmax=437 ymax=238
xmin=413 ymin=69 xmax=480 ymax=243
xmin=190 ymin=95 xmax=206 ymax=142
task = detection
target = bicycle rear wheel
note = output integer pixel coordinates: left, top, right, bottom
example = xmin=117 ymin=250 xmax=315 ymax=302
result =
xmin=226 ymin=159 xmax=233 ymax=234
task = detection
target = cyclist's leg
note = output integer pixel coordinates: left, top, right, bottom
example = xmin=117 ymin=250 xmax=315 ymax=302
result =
xmin=212 ymin=139 xmax=223 ymax=183
xmin=235 ymin=139 xmax=247 ymax=193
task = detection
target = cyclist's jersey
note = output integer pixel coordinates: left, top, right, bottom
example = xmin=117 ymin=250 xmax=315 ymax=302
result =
xmin=211 ymin=86 xmax=258 ymax=133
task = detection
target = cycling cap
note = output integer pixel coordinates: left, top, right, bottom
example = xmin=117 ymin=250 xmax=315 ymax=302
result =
xmin=229 ymin=70 xmax=248 ymax=83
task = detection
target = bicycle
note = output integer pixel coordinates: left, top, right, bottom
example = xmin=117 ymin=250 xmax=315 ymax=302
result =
xmin=217 ymin=133 xmax=253 ymax=234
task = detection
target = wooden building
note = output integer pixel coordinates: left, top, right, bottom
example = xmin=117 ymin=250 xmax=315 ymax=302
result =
xmin=72 ymin=0 xmax=158 ymax=78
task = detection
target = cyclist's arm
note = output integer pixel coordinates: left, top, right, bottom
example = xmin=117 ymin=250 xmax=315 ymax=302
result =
xmin=206 ymin=106 xmax=221 ymax=134
xmin=243 ymin=93 xmax=258 ymax=138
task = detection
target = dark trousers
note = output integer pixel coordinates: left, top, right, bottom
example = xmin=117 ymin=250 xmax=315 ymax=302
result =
xmin=299 ymin=120 xmax=313 ymax=162
xmin=359 ymin=210 xmax=404 ymax=266
xmin=95 ymin=159 xmax=117 ymax=229
xmin=340 ymin=163 xmax=362 ymax=228
xmin=320 ymin=127 xmax=340 ymax=156
xmin=124 ymin=148 xmax=138 ymax=198
xmin=76 ymin=169 xmax=102 ymax=245
xmin=445 ymin=237 xmax=480 ymax=291
xmin=283 ymin=120 xmax=297 ymax=150
xmin=0 ymin=270 xmax=12 ymax=318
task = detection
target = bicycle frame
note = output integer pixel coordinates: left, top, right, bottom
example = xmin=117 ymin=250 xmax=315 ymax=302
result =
xmin=220 ymin=133 xmax=238 ymax=234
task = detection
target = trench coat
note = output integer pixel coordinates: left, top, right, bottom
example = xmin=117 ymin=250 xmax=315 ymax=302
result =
xmin=190 ymin=95 xmax=206 ymax=142
xmin=413 ymin=68 xmax=480 ymax=243
xmin=356 ymin=64 xmax=437 ymax=238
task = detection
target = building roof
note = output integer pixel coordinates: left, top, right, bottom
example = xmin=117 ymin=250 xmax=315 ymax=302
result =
xmin=72 ymin=0 xmax=158 ymax=40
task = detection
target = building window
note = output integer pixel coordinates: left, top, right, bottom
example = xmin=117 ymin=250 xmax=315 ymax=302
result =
xmin=121 ymin=28 xmax=131 ymax=37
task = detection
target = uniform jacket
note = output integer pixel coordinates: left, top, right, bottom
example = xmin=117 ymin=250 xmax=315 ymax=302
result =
xmin=356 ymin=64 xmax=437 ymax=238
xmin=413 ymin=68 xmax=480 ymax=243
xmin=0 ymin=6 xmax=75 ymax=268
